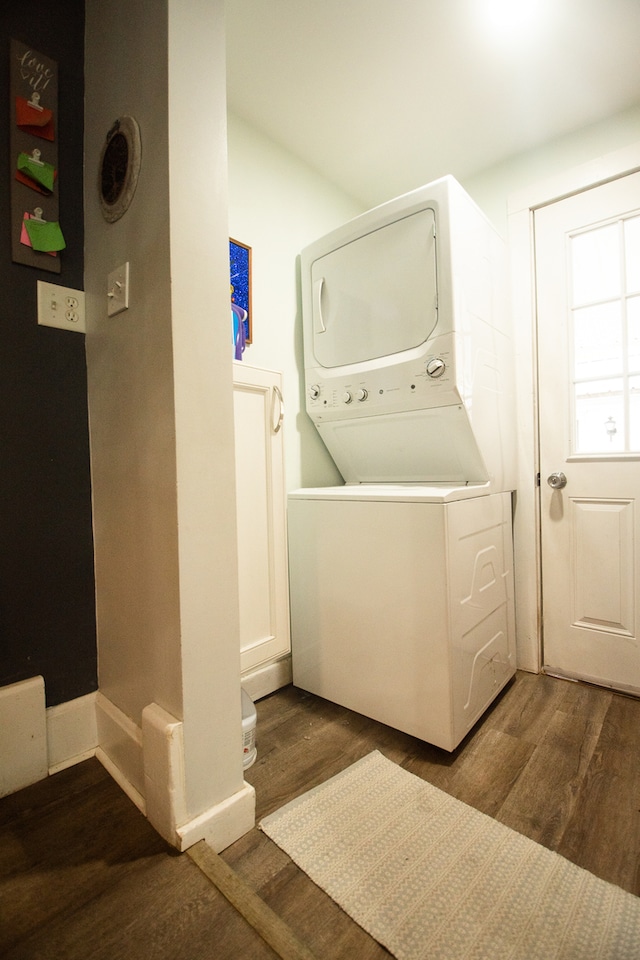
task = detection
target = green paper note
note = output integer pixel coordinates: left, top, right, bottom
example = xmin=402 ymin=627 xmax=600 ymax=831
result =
xmin=17 ymin=152 xmax=56 ymax=192
xmin=24 ymin=218 xmax=66 ymax=252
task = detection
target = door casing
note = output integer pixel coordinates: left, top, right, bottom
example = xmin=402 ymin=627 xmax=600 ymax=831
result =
xmin=507 ymin=143 xmax=640 ymax=674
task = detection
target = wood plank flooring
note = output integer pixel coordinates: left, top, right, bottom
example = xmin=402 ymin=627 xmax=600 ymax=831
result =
xmin=1 ymin=671 xmax=639 ymax=958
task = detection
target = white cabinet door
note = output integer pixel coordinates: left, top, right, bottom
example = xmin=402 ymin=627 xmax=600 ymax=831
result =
xmin=233 ymin=363 xmax=290 ymax=684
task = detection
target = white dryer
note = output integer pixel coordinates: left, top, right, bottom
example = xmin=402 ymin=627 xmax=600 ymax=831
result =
xmin=300 ymin=176 xmax=515 ymax=491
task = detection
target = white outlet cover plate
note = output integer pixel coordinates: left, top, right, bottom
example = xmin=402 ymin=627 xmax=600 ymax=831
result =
xmin=37 ymin=281 xmax=86 ymax=333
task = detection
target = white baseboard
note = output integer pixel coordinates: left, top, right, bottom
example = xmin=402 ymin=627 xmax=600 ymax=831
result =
xmin=142 ymin=701 xmax=256 ymax=851
xmin=176 ymin=780 xmax=256 ymax=852
xmin=47 ymin=692 xmax=98 ymax=774
xmin=96 ymin=744 xmax=146 ymax=813
xmin=0 ymin=677 xmax=47 ymax=798
xmin=95 ymin=692 xmax=145 ymax=801
xmin=1 ymin=680 xmax=99 ymax=795
xmin=0 ymin=680 xmax=258 ymax=853
xmin=142 ymin=702 xmax=186 ymax=839
xmin=241 ymin=655 xmax=292 ymax=701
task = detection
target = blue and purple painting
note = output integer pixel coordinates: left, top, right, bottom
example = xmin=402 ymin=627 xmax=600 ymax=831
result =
xmin=230 ymin=238 xmax=252 ymax=347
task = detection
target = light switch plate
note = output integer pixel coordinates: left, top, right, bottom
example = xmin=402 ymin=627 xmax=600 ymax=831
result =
xmin=37 ymin=281 xmax=86 ymax=333
xmin=107 ymin=262 xmax=129 ymax=317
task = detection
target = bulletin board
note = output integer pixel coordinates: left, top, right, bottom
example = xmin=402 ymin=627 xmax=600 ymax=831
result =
xmin=10 ymin=39 xmax=63 ymax=273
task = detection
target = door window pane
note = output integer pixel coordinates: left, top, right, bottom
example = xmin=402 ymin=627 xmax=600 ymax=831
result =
xmin=571 ymin=223 xmax=620 ymax=305
xmin=628 ymin=295 xmax=640 ymax=374
xmin=568 ymin=216 xmax=640 ymax=455
xmin=629 ymin=375 xmax=640 ymax=450
xmin=624 ymin=216 xmax=640 ymax=293
xmin=573 ymin=302 xmax=621 ymax=380
xmin=574 ymin=380 xmax=624 ymax=454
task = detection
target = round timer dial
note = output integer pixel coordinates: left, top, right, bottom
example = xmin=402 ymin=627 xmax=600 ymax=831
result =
xmin=426 ymin=357 xmax=446 ymax=378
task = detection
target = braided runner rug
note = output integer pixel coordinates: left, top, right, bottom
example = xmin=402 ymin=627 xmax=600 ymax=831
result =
xmin=260 ymin=750 xmax=640 ymax=960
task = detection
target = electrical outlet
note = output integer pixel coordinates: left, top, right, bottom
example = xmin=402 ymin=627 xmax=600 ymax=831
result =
xmin=107 ymin=262 xmax=129 ymax=317
xmin=37 ymin=281 xmax=86 ymax=333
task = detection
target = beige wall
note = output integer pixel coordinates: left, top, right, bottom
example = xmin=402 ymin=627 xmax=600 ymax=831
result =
xmin=227 ymin=113 xmax=362 ymax=491
xmin=464 ymin=103 xmax=640 ymax=235
xmin=85 ymin=0 xmax=179 ymax=726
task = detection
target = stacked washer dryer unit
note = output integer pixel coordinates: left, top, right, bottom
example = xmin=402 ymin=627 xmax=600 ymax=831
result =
xmin=288 ymin=176 xmax=517 ymax=751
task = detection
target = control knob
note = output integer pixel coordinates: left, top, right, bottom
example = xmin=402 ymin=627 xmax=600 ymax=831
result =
xmin=308 ymin=384 xmax=320 ymax=400
xmin=355 ymin=388 xmax=368 ymax=401
xmin=342 ymin=391 xmax=353 ymax=404
xmin=426 ymin=357 xmax=446 ymax=379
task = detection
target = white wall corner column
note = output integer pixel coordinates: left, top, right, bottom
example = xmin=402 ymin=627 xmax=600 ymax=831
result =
xmin=84 ymin=0 xmax=252 ymax=851
xmin=167 ymin=0 xmax=253 ymax=846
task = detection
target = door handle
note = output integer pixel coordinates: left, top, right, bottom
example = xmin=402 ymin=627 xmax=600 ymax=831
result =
xmin=547 ymin=471 xmax=567 ymax=489
xmin=313 ymin=277 xmax=326 ymax=334
xmin=271 ymin=385 xmax=284 ymax=434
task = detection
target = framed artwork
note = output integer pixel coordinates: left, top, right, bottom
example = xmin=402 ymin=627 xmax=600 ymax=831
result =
xmin=229 ymin=238 xmax=252 ymax=346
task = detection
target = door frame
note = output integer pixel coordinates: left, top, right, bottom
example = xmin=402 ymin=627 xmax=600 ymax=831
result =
xmin=507 ymin=142 xmax=640 ymax=674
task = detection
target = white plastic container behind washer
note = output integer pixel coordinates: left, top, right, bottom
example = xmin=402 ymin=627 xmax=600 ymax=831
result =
xmin=241 ymin=687 xmax=257 ymax=769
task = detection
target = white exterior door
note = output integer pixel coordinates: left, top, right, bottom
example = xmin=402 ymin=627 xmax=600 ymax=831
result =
xmin=535 ymin=171 xmax=640 ymax=694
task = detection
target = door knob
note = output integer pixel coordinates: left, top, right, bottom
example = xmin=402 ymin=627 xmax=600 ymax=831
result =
xmin=547 ymin=471 xmax=567 ymax=489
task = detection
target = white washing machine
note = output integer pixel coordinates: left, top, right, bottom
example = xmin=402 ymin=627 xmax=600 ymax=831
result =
xmin=288 ymin=484 xmax=515 ymax=751
xmin=289 ymin=177 xmax=517 ymax=750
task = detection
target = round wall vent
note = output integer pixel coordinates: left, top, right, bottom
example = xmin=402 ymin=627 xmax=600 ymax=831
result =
xmin=98 ymin=116 xmax=141 ymax=223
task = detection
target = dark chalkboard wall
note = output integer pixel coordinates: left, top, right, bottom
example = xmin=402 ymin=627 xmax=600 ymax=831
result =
xmin=0 ymin=1 xmax=97 ymax=706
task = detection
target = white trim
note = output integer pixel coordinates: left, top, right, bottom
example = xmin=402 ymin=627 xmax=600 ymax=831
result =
xmin=508 ymin=143 xmax=640 ymax=217
xmin=141 ymin=701 xmax=256 ymax=852
xmin=508 ymin=141 xmax=640 ymax=675
xmin=508 ymin=208 xmax=542 ymax=673
xmin=241 ymin=655 xmax=292 ymax=701
xmin=544 ymin=667 xmax=640 ymax=698
xmin=46 ymin=691 xmax=98 ymax=774
xmin=3 ymin=683 xmax=98 ymax=793
xmin=0 ymin=677 xmax=47 ymax=797
xmin=142 ymin=702 xmax=187 ymax=843
xmin=95 ymin=692 xmax=145 ymax=801
xmin=176 ymin=780 xmax=256 ymax=853
xmin=53 ymin=693 xmax=257 ymax=851
xmin=96 ymin=744 xmax=146 ymax=813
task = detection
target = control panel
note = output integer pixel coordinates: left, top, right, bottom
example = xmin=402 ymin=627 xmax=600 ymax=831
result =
xmin=306 ymin=341 xmax=459 ymax=423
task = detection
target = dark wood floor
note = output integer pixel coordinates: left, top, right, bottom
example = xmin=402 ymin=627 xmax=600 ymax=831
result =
xmin=1 ymin=671 xmax=639 ymax=959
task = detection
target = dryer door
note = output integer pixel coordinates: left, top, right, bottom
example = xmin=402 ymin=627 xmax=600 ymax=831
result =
xmin=310 ymin=208 xmax=438 ymax=368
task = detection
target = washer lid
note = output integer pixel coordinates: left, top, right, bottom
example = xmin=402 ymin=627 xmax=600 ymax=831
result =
xmin=288 ymin=482 xmax=491 ymax=503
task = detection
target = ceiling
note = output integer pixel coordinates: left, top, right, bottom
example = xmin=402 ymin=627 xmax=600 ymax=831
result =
xmin=225 ymin=0 xmax=640 ymax=208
